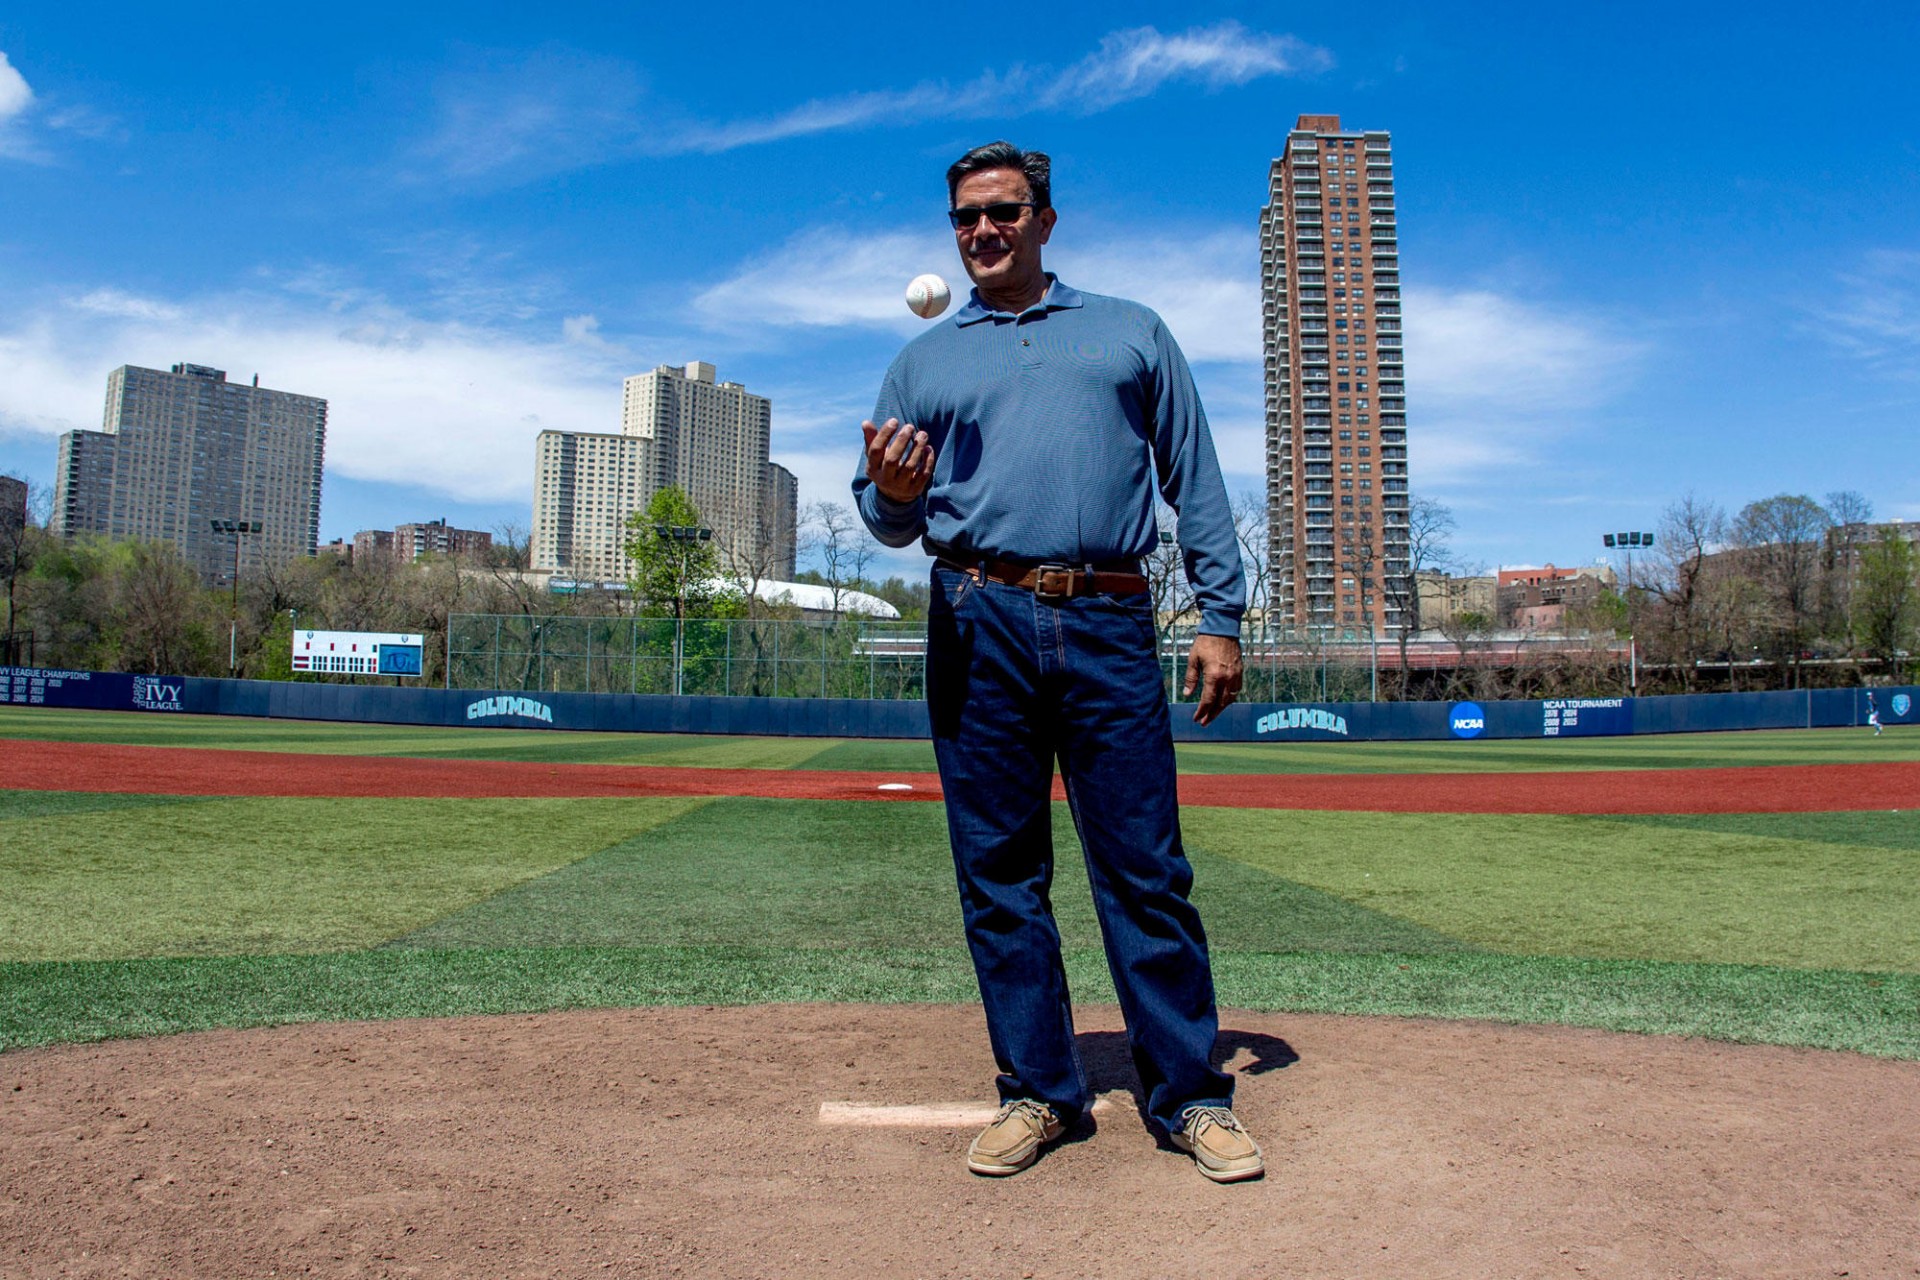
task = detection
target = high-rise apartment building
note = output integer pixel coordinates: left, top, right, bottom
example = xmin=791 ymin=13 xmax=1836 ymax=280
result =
xmin=763 ymin=462 xmax=798 ymax=581
xmin=532 ymin=361 xmax=797 ymax=585
xmin=1261 ymin=115 xmax=1412 ymax=634
xmin=0 ymin=475 xmax=26 ymax=535
xmin=52 ymin=363 xmax=327 ymax=586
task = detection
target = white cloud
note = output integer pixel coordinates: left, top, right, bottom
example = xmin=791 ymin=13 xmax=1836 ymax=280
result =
xmin=420 ymin=23 xmax=1331 ymax=179
xmin=1051 ymin=230 xmax=1260 ymax=365
xmin=1820 ymin=249 xmax=1920 ymax=376
xmin=0 ymin=50 xmax=38 ymax=160
xmin=693 ymin=231 xmax=956 ymax=336
xmin=0 ymin=52 xmax=30 ymax=121
xmin=685 ymin=22 xmax=1331 ymax=151
xmin=0 ymin=51 xmax=116 ymax=160
xmin=1038 ymin=22 xmax=1333 ymax=113
xmin=561 ymin=313 xmax=620 ymax=353
xmin=0 ymin=285 xmax=627 ymax=504
xmin=1398 ymin=286 xmax=1644 ymax=490
xmin=414 ymin=48 xmax=647 ymax=182
xmin=1402 ymin=287 xmax=1640 ymax=412
xmin=67 ymin=288 xmax=185 ymax=322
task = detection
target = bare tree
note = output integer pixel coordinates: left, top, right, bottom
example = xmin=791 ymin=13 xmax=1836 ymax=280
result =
xmin=478 ymin=521 xmax=555 ymax=618
xmin=1701 ymin=562 xmax=1773 ymax=692
xmin=1229 ymin=490 xmax=1272 ymax=626
xmin=711 ymin=488 xmax=804 ymax=619
xmin=1645 ymin=493 xmax=1727 ymax=690
xmin=804 ymin=501 xmax=879 ymax=616
xmin=1438 ymin=608 xmax=1494 ymax=700
xmin=1821 ymin=489 xmax=1873 ymax=638
xmin=1382 ymin=494 xmax=1453 ymax=697
xmin=1144 ymin=506 xmax=1194 ymax=698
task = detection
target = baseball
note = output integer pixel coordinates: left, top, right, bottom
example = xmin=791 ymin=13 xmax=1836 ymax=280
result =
xmin=905 ymin=273 xmax=951 ymax=319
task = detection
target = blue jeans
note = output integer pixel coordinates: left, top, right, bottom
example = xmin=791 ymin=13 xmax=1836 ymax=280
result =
xmin=926 ymin=564 xmax=1233 ymax=1134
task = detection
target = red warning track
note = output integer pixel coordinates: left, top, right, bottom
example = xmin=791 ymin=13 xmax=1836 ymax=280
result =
xmin=3 ymin=738 xmax=1916 ymax=813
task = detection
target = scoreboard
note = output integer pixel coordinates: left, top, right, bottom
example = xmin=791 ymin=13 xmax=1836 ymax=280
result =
xmin=292 ymin=630 xmax=425 ymax=677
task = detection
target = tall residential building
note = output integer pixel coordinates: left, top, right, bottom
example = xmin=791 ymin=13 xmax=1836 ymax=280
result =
xmin=51 ymin=363 xmax=327 ymax=585
xmin=1261 ymin=115 xmax=1412 ymax=635
xmin=0 ymin=474 xmax=26 ymax=534
xmin=764 ymin=462 xmax=798 ymax=581
xmin=532 ymin=361 xmax=797 ymax=585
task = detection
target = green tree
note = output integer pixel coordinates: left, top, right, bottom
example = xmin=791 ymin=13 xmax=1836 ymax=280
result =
xmin=1853 ymin=529 xmax=1918 ymax=679
xmin=623 ymin=488 xmax=735 ymax=618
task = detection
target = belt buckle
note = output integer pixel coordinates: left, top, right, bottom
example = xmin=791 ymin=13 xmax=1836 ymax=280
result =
xmin=1032 ymin=563 xmax=1077 ymax=601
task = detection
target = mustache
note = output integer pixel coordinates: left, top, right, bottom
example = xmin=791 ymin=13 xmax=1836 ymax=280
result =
xmin=968 ymin=238 xmax=1008 ymax=256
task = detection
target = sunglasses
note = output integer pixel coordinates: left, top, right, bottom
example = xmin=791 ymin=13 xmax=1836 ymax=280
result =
xmin=947 ymin=201 xmax=1037 ymax=230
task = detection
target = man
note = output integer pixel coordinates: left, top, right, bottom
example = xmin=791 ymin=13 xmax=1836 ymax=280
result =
xmin=852 ymin=141 xmax=1262 ymax=1182
xmin=1867 ymin=690 xmax=1882 ymax=736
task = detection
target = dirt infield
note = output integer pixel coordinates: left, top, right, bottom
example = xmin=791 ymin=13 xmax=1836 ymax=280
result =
xmin=4 ymin=737 xmax=1918 ymax=812
xmin=4 ymin=1003 xmax=1917 ymax=1278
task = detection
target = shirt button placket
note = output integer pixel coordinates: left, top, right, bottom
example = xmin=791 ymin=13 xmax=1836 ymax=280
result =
xmin=1017 ymin=317 xmax=1043 ymax=368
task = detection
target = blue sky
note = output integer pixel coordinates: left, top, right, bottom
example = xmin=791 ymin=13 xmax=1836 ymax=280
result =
xmin=2 ymin=2 xmax=1916 ymax=581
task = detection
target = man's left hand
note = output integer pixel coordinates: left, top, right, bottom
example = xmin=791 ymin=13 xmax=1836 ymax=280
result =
xmin=1184 ymin=634 xmax=1244 ymax=726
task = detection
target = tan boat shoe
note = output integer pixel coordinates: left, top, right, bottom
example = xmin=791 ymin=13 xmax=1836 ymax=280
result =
xmin=1172 ymin=1105 xmax=1264 ymax=1183
xmin=966 ymin=1099 xmax=1064 ymax=1176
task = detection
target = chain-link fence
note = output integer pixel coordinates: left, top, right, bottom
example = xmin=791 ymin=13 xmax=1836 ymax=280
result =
xmin=447 ymin=613 xmax=1394 ymax=702
xmin=446 ymin=614 xmax=930 ymax=700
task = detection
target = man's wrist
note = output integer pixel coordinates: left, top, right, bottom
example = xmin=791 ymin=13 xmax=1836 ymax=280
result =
xmin=1195 ymin=614 xmax=1243 ymax=641
xmin=873 ymin=487 xmax=923 ymax=513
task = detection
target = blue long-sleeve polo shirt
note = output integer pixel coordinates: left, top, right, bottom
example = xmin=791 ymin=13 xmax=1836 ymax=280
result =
xmin=853 ymin=276 xmax=1247 ymax=637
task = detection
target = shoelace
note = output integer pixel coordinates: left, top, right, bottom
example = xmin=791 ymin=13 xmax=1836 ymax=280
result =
xmin=1183 ymin=1105 xmax=1243 ymax=1137
xmin=996 ymin=1099 xmax=1055 ymax=1133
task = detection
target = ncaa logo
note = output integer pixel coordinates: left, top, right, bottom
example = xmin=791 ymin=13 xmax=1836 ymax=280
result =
xmin=1895 ymin=694 xmax=1913 ymax=718
xmin=1449 ymin=701 xmax=1487 ymax=739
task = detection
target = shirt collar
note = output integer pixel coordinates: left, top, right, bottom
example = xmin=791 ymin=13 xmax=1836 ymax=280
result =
xmin=954 ymin=274 xmax=1085 ymax=326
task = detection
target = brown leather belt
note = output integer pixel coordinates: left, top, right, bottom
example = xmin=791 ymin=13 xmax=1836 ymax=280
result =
xmin=938 ymin=556 xmax=1150 ymax=600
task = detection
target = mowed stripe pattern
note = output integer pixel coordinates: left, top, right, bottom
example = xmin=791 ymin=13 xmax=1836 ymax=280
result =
xmin=2 ymin=739 xmax=1915 ymax=813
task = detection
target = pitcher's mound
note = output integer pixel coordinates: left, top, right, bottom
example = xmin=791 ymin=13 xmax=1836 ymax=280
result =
xmin=4 ymin=1003 xmax=1916 ymax=1278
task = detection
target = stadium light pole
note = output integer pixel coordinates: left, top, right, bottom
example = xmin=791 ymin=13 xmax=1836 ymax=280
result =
xmin=1602 ymin=530 xmax=1655 ymax=694
xmin=210 ymin=518 xmax=260 ymax=677
xmin=654 ymin=523 xmax=712 ymax=696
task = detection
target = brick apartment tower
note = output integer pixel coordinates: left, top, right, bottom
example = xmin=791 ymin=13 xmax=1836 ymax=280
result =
xmin=1261 ymin=115 xmax=1412 ymax=635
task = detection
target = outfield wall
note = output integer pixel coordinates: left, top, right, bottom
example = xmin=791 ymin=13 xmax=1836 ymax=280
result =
xmin=5 ymin=666 xmax=1916 ymax=743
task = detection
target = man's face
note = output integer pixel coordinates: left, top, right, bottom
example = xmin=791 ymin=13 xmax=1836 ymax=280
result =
xmin=951 ymin=168 xmax=1056 ymax=301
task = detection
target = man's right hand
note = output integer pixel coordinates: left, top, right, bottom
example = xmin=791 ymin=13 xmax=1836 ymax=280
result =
xmin=862 ymin=418 xmax=936 ymax=503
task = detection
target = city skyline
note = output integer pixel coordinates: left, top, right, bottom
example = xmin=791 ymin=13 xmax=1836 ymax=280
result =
xmin=1 ymin=5 xmax=1916 ymax=587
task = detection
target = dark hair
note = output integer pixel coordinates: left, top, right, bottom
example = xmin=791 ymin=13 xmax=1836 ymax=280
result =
xmin=946 ymin=141 xmax=1051 ymax=209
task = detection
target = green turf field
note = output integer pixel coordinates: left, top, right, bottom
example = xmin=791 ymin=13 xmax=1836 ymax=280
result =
xmin=2 ymin=705 xmax=1916 ymax=1057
